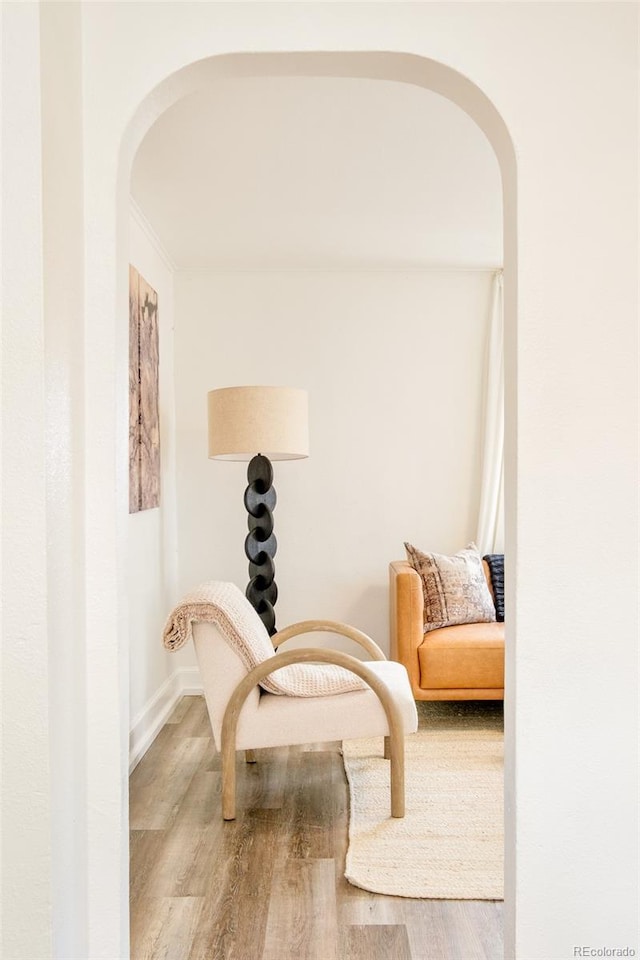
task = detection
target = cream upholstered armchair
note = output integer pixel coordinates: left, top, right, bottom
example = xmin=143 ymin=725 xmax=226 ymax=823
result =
xmin=163 ymin=582 xmax=418 ymax=821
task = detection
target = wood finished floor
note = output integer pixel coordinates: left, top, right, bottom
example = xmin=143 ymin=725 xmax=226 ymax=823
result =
xmin=130 ymin=696 xmax=503 ymax=960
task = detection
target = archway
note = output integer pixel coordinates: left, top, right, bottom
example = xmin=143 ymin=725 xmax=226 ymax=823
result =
xmin=115 ymin=50 xmax=517 ymax=955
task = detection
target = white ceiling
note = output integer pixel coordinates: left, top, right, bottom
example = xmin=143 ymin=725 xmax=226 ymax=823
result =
xmin=131 ymin=76 xmax=503 ymax=269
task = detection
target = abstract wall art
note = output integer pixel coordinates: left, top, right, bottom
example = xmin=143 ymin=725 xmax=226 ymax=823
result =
xmin=129 ymin=265 xmax=160 ymax=512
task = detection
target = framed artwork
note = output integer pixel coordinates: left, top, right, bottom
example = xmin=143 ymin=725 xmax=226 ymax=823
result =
xmin=129 ymin=265 xmax=160 ymax=512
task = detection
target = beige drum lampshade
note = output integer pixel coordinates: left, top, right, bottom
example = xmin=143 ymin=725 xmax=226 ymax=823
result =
xmin=207 ymin=386 xmax=309 ymax=461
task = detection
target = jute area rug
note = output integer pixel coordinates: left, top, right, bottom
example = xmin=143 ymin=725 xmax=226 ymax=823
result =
xmin=342 ymin=700 xmax=504 ymax=900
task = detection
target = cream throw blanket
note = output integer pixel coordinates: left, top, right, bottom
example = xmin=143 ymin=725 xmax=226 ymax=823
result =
xmin=163 ymin=581 xmax=366 ymax=697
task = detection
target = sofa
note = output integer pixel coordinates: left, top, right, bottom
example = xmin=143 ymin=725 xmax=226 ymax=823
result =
xmin=389 ymin=559 xmax=504 ymax=701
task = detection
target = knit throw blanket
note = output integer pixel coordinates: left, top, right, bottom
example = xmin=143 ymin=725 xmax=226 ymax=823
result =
xmin=163 ymin=581 xmax=366 ymax=698
xmin=483 ymin=554 xmax=505 ymax=622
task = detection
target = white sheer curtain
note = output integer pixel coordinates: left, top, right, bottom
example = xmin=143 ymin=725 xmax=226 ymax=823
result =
xmin=476 ymin=270 xmax=504 ymax=555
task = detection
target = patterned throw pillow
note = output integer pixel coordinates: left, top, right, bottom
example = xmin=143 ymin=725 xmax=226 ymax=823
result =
xmin=404 ymin=541 xmax=497 ymax=633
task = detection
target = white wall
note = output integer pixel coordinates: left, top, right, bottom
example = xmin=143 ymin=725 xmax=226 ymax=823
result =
xmin=127 ymin=207 xmax=197 ymax=768
xmin=1 ymin=5 xmax=52 ymax=958
xmin=175 ymin=268 xmax=494 ymax=651
xmin=131 ymin=75 xmax=503 ymax=269
xmin=1 ymin=5 xmax=637 ymax=960
xmin=40 ymin=5 xmax=88 ymax=955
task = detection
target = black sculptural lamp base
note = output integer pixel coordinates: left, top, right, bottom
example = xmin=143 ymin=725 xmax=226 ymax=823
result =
xmin=244 ymin=454 xmax=278 ymax=635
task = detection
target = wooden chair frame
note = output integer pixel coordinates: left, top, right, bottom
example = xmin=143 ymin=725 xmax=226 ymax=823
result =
xmin=220 ymin=620 xmax=406 ymax=821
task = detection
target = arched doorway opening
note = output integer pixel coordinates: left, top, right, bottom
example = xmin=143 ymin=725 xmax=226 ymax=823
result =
xmin=115 ymin=50 xmax=517 ymax=955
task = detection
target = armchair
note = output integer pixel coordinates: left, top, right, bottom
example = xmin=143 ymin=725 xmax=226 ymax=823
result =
xmin=163 ymin=583 xmax=418 ymax=820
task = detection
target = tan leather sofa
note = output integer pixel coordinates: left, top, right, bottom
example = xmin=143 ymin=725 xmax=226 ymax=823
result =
xmin=389 ymin=560 xmax=504 ymax=701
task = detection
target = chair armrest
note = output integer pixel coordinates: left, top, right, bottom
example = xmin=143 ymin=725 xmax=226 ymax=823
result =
xmin=389 ymin=561 xmax=424 ymax=696
xmin=220 ymin=646 xmax=406 ymax=819
xmin=271 ymin=619 xmax=386 ymax=661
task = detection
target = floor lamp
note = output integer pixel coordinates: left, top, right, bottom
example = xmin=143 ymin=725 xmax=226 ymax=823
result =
xmin=207 ymin=386 xmax=309 ymax=635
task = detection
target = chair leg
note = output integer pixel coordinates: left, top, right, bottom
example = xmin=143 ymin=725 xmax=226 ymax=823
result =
xmin=245 ymin=749 xmax=257 ymax=763
xmin=384 ymin=736 xmax=391 ymax=760
xmin=221 ymin=735 xmax=237 ymax=820
xmin=388 ymin=728 xmax=405 ymax=818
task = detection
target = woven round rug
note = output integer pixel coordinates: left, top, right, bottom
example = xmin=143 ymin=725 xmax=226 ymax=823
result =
xmin=342 ymin=700 xmax=504 ymax=900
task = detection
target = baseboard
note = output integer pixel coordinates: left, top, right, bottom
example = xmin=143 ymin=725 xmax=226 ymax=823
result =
xmin=177 ymin=666 xmax=203 ymax=696
xmin=129 ymin=667 xmax=203 ymax=773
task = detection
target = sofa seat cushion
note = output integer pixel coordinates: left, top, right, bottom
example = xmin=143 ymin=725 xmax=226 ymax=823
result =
xmin=418 ymin=622 xmax=505 ymax=691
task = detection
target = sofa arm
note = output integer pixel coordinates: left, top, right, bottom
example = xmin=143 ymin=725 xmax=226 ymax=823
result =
xmin=389 ymin=561 xmax=424 ymax=696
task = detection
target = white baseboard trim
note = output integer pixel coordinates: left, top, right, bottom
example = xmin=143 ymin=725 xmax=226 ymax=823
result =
xmin=129 ymin=667 xmax=204 ymax=773
xmin=178 ymin=666 xmax=204 ymax=696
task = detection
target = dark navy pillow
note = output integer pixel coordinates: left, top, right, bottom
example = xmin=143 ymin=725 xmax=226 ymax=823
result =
xmin=483 ymin=554 xmax=505 ymax=622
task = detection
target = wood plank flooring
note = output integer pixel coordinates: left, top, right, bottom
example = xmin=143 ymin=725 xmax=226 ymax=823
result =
xmin=130 ymin=696 xmax=503 ymax=960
